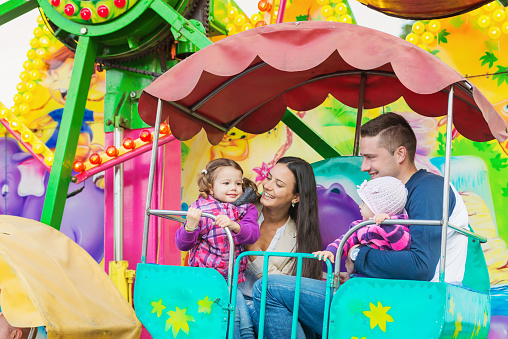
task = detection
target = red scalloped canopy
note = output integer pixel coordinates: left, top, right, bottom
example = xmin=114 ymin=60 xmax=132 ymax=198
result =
xmin=356 ymin=0 xmax=492 ymax=19
xmin=138 ymin=21 xmax=508 ymax=145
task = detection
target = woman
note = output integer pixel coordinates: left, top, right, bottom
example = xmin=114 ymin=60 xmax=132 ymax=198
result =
xmin=236 ymin=156 xmax=322 ymax=339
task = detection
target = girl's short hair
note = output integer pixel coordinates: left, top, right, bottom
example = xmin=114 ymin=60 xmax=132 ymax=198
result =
xmin=198 ymin=158 xmax=259 ymax=199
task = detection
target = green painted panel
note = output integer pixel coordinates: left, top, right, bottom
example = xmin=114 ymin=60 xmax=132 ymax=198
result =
xmin=441 ymin=285 xmax=490 ymax=339
xmin=330 ymin=279 xmax=491 ymax=338
xmin=330 ymin=279 xmax=445 ymax=338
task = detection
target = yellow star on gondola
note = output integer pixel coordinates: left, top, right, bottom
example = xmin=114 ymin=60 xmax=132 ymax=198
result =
xmin=151 ymin=299 xmax=166 ymax=317
xmin=165 ymin=307 xmax=195 ymax=337
xmin=351 ymin=337 xmax=366 ymax=339
xmin=362 ymin=301 xmax=394 ymax=332
xmin=448 ymin=296 xmax=455 ymax=316
xmin=198 ymin=296 xmax=214 ymax=314
xmin=484 ymin=311 xmax=488 ymax=327
xmin=475 ymin=318 xmax=481 ymax=335
xmin=453 ymin=313 xmax=462 ymax=339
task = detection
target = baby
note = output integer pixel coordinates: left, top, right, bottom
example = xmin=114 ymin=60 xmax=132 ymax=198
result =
xmin=314 ymin=176 xmax=410 ymax=281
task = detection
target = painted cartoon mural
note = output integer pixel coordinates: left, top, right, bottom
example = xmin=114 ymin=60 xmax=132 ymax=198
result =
xmin=0 ymin=17 xmax=106 ymax=262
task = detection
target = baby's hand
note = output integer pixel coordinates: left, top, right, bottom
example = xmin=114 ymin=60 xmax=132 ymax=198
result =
xmin=339 ymin=272 xmax=350 ymax=284
xmin=215 ymin=215 xmax=241 ymax=233
xmin=373 ymin=213 xmax=390 ymax=225
xmin=313 ymin=250 xmax=335 ymax=263
xmin=185 ymin=207 xmax=202 ymax=231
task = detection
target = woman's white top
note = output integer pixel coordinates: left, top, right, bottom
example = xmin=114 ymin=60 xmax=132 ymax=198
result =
xmin=238 ymin=212 xmax=291 ymax=297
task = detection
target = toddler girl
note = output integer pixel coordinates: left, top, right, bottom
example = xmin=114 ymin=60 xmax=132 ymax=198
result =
xmin=175 ymin=158 xmax=260 ymax=282
xmin=314 ymin=176 xmax=410 ymax=279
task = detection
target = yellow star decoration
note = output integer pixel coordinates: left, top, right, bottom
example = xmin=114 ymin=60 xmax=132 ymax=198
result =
xmin=448 ymin=297 xmax=455 ymax=316
xmin=453 ymin=313 xmax=462 ymax=339
xmin=197 ymin=296 xmax=214 ymax=314
xmin=362 ymin=301 xmax=394 ymax=332
xmin=351 ymin=337 xmax=366 ymax=339
xmin=151 ymin=299 xmax=166 ymax=317
xmin=484 ymin=311 xmax=488 ymax=328
xmin=165 ymin=307 xmax=195 ymax=337
xmin=475 ymin=318 xmax=482 ymax=336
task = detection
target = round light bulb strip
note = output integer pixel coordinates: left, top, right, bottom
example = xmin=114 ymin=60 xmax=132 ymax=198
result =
xmin=48 ymin=0 xmax=138 ymax=24
xmin=404 ymin=2 xmax=508 ymax=51
xmin=0 ymin=107 xmax=54 ymax=169
xmin=72 ymin=122 xmax=171 ymax=175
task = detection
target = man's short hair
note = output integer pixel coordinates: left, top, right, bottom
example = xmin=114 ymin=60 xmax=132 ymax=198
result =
xmin=360 ymin=112 xmax=417 ymax=162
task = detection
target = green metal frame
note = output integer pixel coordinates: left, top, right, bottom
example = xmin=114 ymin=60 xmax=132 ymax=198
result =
xmin=40 ymin=35 xmax=99 ymax=228
xmin=0 ymin=0 xmax=38 ymax=26
xmin=281 ymin=109 xmax=341 ymax=159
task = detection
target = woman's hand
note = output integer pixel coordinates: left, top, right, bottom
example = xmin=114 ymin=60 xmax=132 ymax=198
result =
xmin=373 ymin=213 xmax=390 ymax=224
xmin=215 ymin=215 xmax=241 ymax=233
xmin=185 ymin=207 xmax=201 ymax=231
xmin=312 ymin=250 xmax=335 ymax=263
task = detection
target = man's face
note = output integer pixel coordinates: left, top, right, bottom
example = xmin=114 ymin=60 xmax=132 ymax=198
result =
xmin=360 ymin=135 xmax=400 ymax=180
xmin=0 ymin=313 xmax=16 ymax=339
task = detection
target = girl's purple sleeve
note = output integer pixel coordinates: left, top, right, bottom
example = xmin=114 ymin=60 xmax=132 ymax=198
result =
xmin=234 ymin=204 xmax=260 ymax=244
xmin=175 ymin=225 xmax=199 ymax=251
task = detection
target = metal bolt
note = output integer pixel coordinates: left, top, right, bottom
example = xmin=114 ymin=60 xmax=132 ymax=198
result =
xmin=92 ymin=321 xmax=95 ymax=325
xmin=130 ymin=92 xmax=136 ymax=98
xmin=80 ymin=27 xmax=88 ymax=35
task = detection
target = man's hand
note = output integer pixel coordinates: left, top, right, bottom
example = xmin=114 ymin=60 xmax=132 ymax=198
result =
xmin=185 ymin=207 xmax=202 ymax=231
xmin=313 ymin=250 xmax=335 ymax=263
xmin=339 ymin=272 xmax=350 ymax=284
xmin=215 ymin=215 xmax=241 ymax=233
xmin=373 ymin=213 xmax=390 ymax=225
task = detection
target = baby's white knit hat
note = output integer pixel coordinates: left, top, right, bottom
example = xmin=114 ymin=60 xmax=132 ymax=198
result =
xmin=357 ymin=177 xmax=407 ymax=216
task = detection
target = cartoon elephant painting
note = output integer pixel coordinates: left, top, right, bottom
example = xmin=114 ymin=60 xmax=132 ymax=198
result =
xmin=0 ymin=137 xmax=104 ymax=262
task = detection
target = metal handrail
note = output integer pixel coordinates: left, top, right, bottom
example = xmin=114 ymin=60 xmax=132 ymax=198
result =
xmin=147 ymin=209 xmax=237 ymax=292
xmin=229 ymin=251 xmax=334 ymax=339
xmin=333 ymin=219 xmax=487 ymax=289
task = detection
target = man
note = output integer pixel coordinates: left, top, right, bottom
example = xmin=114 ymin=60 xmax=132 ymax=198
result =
xmin=252 ymin=112 xmax=469 ymax=338
xmin=352 ymin=112 xmax=468 ymax=282
xmin=0 ymin=313 xmax=37 ymax=339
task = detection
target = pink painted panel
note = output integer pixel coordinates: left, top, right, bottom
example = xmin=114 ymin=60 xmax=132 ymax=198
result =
xmin=104 ymin=129 xmax=182 ymax=270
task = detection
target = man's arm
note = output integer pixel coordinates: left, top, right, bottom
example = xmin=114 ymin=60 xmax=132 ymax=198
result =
xmin=354 ymin=177 xmax=456 ymax=280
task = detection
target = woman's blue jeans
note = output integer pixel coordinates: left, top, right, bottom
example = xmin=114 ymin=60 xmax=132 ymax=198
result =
xmin=235 ymin=289 xmax=258 ymax=339
xmin=252 ymin=275 xmax=327 ymax=339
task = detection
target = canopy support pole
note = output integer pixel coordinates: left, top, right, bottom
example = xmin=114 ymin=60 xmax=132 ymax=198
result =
xmin=353 ymin=72 xmax=367 ymax=156
xmin=141 ymin=99 xmax=162 ymax=263
xmin=113 ymin=126 xmax=124 ymax=261
xmin=439 ymin=84 xmax=455 ymax=282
